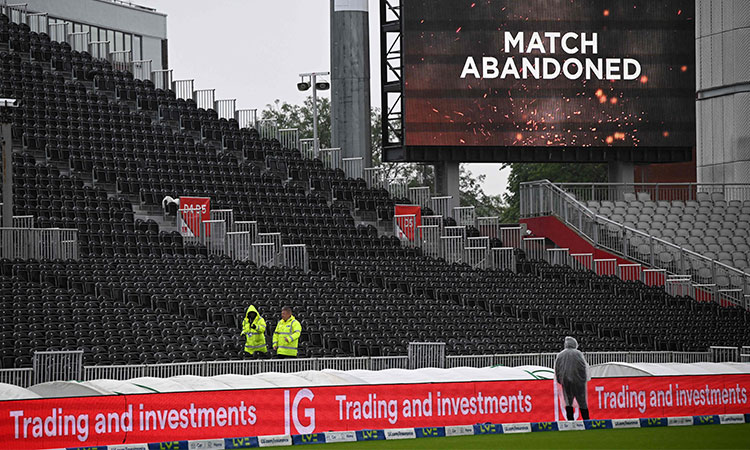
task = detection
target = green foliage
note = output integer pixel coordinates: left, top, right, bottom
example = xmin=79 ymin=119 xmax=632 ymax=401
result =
xmin=460 ymin=167 xmax=504 ymax=218
xmin=500 ymin=162 xmax=608 ymax=222
xmin=261 ymin=97 xmax=332 ymax=148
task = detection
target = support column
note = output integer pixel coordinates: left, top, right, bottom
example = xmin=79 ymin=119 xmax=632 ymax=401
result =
xmin=331 ymin=0 xmax=372 ymax=166
xmin=608 ymin=161 xmax=634 ymax=184
xmin=433 ymin=161 xmax=460 ymax=216
xmin=2 ymin=123 xmax=12 ymax=228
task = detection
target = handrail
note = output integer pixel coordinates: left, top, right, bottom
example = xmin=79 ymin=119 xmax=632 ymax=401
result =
xmin=521 ymin=180 xmax=750 ymax=305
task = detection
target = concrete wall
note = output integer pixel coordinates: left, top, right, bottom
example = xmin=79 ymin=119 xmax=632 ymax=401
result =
xmin=696 ymin=0 xmax=750 ymax=184
xmin=21 ymin=0 xmax=167 ymax=70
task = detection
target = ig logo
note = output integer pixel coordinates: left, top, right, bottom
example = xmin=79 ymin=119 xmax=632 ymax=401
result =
xmin=285 ymin=389 xmax=316 ymax=434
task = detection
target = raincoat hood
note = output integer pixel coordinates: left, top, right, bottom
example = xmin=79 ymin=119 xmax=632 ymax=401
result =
xmin=246 ymin=305 xmax=260 ymax=317
xmin=564 ymin=336 xmax=578 ymax=349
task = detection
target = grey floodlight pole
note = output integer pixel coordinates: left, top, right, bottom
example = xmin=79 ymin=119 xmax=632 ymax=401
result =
xmin=299 ymin=71 xmax=330 ymax=156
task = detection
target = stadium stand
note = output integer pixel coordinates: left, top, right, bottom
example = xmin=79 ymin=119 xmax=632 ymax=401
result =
xmin=1 ymin=11 xmax=749 ymax=373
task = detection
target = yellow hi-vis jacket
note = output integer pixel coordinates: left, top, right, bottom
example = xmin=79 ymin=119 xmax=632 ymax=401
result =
xmin=273 ymin=315 xmax=301 ymax=356
xmin=242 ymin=305 xmax=267 ymax=355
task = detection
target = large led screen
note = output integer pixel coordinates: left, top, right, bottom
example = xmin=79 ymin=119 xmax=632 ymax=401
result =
xmin=401 ymin=0 xmax=695 ymax=158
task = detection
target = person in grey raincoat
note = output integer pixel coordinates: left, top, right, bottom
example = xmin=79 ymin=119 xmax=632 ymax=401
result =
xmin=554 ymin=336 xmax=591 ymax=420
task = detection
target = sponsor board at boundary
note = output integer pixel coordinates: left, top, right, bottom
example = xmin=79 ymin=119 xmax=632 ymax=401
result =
xmin=2 ymin=375 xmax=749 ymax=449
xmin=63 ymin=414 xmax=750 ymax=450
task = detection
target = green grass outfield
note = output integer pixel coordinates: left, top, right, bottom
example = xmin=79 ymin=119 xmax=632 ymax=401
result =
xmin=280 ymin=424 xmax=750 ymax=449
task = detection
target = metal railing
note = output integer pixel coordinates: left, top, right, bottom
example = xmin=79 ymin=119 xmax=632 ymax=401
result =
xmin=151 ymin=69 xmax=172 ymax=91
xmin=132 ymin=60 xmax=152 ymax=81
xmin=194 ymin=89 xmax=215 ymax=111
xmin=408 ymin=186 xmax=431 ymax=208
xmin=257 ymin=119 xmax=279 ymax=141
xmin=453 ymin=206 xmax=475 ymax=227
xmin=300 ymin=138 xmax=318 ymax=160
xmin=342 ymin=157 xmax=364 ymax=180
xmin=521 ymin=180 xmax=750 ymax=309
xmin=283 ymin=244 xmax=309 ymax=273
xmin=109 ymin=50 xmax=132 ymax=72
xmin=319 ymin=147 xmax=342 ymax=170
xmin=236 ymin=109 xmax=258 ymax=130
xmin=12 ymin=215 xmax=33 ymax=228
xmin=0 ymin=228 xmax=78 ymax=260
xmin=32 ymin=350 xmax=83 ymax=384
xmin=557 ymin=182 xmax=750 ymax=204
xmin=173 ymin=79 xmax=195 ymax=101
xmin=430 ymin=196 xmax=453 ymax=218
xmin=47 ymin=22 xmax=68 ymax=43
xmin=26 ymin=11 xmax=46 ymax=33
xmin=215 ymin=99 xmax=236 ymax=121
xmin=88 ymin=40 xmax=110 ymax=60
xmin=227 ymin=231 xmax=252 ymax=261
xmin=278 ymin=128 xmax=300 ymax=151
xmin=2 ymin=347 xmax=743 ymax=386
xmin=68 ymin=31 xmax=90 ymax=53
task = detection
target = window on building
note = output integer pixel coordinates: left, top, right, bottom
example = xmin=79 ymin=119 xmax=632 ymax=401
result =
xmin=124 ymin=33 xmax=132 ymax=53
xmin=114 ymin=31 xmax=123 ymax=51
xmin=107 ymin=29 xmax=115 ymax=48
xmin=90 ymin=26 xmax=99 ymax=41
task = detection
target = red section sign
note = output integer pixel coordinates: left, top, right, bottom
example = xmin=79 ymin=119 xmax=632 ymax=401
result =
xmin=0 ymin=376 xmax=748 ymax=449
xmin=394 ymin=205 xmax=422 ymax=242
xmin=179 ymin=197 xmax=211 ymax=237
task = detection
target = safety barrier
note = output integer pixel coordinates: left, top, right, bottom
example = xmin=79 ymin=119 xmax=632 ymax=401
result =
xmin=109 ymin=50 xmax=132 ymax=72
xmin=692 ymin=283 xmax=717 ymax=303
xmin=342 ymin=157 xmax=364 ymax=180
xmin=256 ymin=119 xmax=279 ymax=141
xmin=444 ymin=225 xmax=466 ymax=239
xmin=214 ymin=99 xmax=236 ymax=121
xmin=279 ymin=128 xmax=300 ymax=151
xmin=465 ymin=246 xmax=489 ymax=270
xmin=68 ymin=31 xmax=90 ymax=53
xmin=491 ymin=247 xmax=516 ymax=272
xmin=430 ymin=196 xmax=453 ymax=218
xmin=477 ymin=217 xmax=500 ymax=239
xmin=194 ymin=89 xmax=215 ymax=111
xmin=408 ymin=186 xmax=431 ymax=208
xmin=211 ymin=209 xmax=235 ymax=231
xmin=235 ymin=220 xmax=259 ymax=242
xmin=710 ymin=346 xmax=740 ymax=363
xmin=177 ymin=208 xmax=203 ymax=242
xmin=416 ymin=225 xmax=441 ymax=258
xmin=299 ymin=138 xmax=318 ymax=160
xmin=0 ymin=227 xmax=78 ymax=260
xmin=500 ymin=226 xmax=522 ymax=249
xmin=88 ymin=40 xmax=110 ymax=60
xmin=32 ymin=350 xmax=83 ymax=384
xmin=226 ymin=231 xmax=252 ymax=261
xmin=201 ymin=220 xmax=226 ymax=256
xmin=571 ymin=253 xmax=593 ymax=271
xmin=665 ymin=276 xmax=692 ymax=297
xmin=388 ymin=182 xmax=408 ymax=201
xmin=421 ymin=215 xmax=443 ymax=229
xmin=522 ymin=237 xmax=546 ymax=261
xmin=441 ymin=235 xmax=464 ymax=264
xmin=173 ymin=79 xmax=195 ymax=101
xmin=26 ymin=11 xmax=46 ymax=33
xmin=132 ymin=60 xmax=152 ymax=81
xmin=252 ymin=242 xmax=277 ymax=268
xmin=0 ymin=368 xmax=32 ymax=388
xmin=642 ymin=268 xmax=667 ymax=288
xmin=318 ymin=148 xmax=342 ymax=170
xmin=617 ymin=263 xmax=642 ymax=282
xmin=47 ymin=22 xmax=68 ymax=43
xmin=12 ymin=215 xmax=33 ymax=228
xmin=453 ymin=206 xmax=475 ymax=227
xmin=594 ymin=259 xmax=617 ymax=276
xmin=283 ymin=244 xmax=309 ymax=273
xmin=546 ymin=248 xmax=570 ymax=267
xmin=236 ymin=109 xmax=258 ymax=130
xmin=467 ymin=236 xmax=490 ymax=249
xmin=258 ymin=232 xmax=282 ymax=254
xmin=408 ymin=342 xmax=445 ymax=369
xmin=3 ymin=1 xmax=26 ymax=23
xmin=364 ymin=167 xmax=385 ymax=189
xmin=151 ymin=68 xmax=172 ymax=90
xmin=557 ymin=182 xmax=750 ymax=204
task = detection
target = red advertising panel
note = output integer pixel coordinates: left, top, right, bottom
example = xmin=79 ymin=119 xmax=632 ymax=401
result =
xmin=1 ymin=376 xmax=748 ymax=449
xmin=179 ymin=197 xmax=211 ymax=237
xmin=394 ymin=205 xmax=422 ymax=242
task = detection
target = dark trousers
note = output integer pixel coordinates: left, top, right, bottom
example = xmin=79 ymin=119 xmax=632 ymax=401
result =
xmin=275 ymin=353 xmax=296 ymax=359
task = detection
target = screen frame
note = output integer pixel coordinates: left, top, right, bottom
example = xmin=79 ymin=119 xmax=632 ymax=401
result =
xmin=382 ymin=0 xmax=696 ymax=164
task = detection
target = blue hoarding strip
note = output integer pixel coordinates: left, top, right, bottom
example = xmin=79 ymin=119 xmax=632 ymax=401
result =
xmin=224 ymin=436 xmax=260 ymax=449
xmin=415 ymin=426 xmax=446 ymax=438
xmin=640 ymin=417 xmax=668 ymax=428
xmin=356 ymin=429 xmax=386 ymax=441
xmin=473 ymin=423 xmax=503 ymax=435
xmin=292 ymin=433 xmax=327 ymax=445
xmin=584 ymin=419 xmax=613 ymax=430
xmin=745 ymin=414 xmax=750 ymax=424
xmin=147 ymin=442 xmax=188 ymax=450
xmin=693 ymin=415 xmax=720 ymax=426
xmin=531 ymin=421 xmax=559 ymax=432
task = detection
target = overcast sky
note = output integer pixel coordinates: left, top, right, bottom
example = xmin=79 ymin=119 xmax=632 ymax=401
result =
xmin=137 ymin=0 xmax=510 ymax=197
